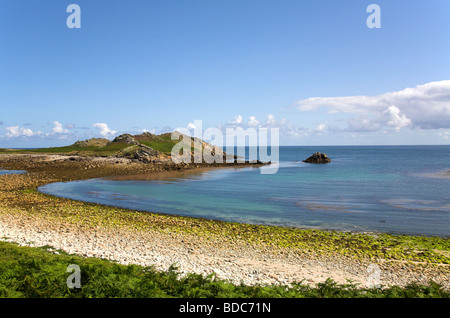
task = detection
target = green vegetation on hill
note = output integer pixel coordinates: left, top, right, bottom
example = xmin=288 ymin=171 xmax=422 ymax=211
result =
xmin=0 ymin=132 xmax=194 ymax=157
xmin=137 ymin=133 xmax=180 ymax=153
xmin=21 ymin=141 xmax=131 ymax=156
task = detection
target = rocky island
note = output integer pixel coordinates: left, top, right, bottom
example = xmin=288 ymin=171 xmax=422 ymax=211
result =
xmin=61 ymin=131 xmax=256 ymax=165
xmin=303 ymin=152 xmax=331 ymax=163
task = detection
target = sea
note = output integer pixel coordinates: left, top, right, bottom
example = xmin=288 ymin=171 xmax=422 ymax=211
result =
xmin=38 ymin=146 xmax=450 ymax=237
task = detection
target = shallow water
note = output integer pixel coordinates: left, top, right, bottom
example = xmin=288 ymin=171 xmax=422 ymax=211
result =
xmin=38 ymin=146 xmax=450 ymax=237
xmin=0 ymin=168 xmax=26 ymax=175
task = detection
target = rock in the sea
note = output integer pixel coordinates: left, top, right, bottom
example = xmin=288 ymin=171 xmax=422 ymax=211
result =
xmin=303 ymin=152 xmax=331 ymax=163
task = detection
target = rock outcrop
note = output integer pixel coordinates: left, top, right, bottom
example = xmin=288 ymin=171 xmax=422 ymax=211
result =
xmin=132 ymin=145 xmax=161 ymax=163
xmin=72 ymin=138 xmax=110 ymax=148
xmin=134 ymin=132 xmax=158 ymax=142
xmin=70 ymin=132 xmax=234 ymax=164
xmin=112 ymin=134 xmax=140 ymax=145
xmin=303 ymin=152 xmax=331 ymax=163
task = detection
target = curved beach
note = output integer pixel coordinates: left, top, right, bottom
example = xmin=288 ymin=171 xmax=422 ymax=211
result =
xmin=0 ymin=153 xmax=449 ymax=289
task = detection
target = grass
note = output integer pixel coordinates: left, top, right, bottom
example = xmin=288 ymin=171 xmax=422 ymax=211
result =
xmin=0 ymin=241 xmax=448 ymax=298
xmin=6 ymin=142 xmax=132 ymax=157
xmin=139 ymin=139 xmax=178 ymax=154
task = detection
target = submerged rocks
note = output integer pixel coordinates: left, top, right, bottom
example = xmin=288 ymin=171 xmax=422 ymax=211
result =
xmin=303 ymin=152 xmax=331 ymax=163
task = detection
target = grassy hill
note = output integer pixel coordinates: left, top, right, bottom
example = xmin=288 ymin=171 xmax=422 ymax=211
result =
xmin=136 ymin=132 xmax=182 ymax=153
xmin=0 ymin=132 xmax=207 ymax=160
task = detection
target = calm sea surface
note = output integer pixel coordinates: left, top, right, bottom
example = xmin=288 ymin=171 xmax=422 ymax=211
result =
xmin=38 ymin=146 xmax=450 ymax=237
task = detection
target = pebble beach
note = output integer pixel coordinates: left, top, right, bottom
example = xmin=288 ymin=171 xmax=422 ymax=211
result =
xmin=0 ymin=153 xmax=449 ymax=289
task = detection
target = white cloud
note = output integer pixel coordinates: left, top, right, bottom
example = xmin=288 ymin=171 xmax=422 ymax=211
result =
xmin=382 ymin=106 xmax=412 ymax=130
xmin=265 ymin=114 xmax=276 ymax=126
xmin=217 ymin=114 xmax=307 ymax=138
xmin=345 ymin=116 xmax=381 ymax=132
xmin=93 ymin=123 xmax=117 ymax=137
xmin=295 ymin=80 xmax=450 ymax=130
xmin=233 ymin=115 xmax=243 ymax=124
xmin=4 ymin=126 xmax=40 ymax=138
xmin=2 ymin=121 xmax=73 ymax=141
xmin=316 ymin=122 xmax=327 ymax=132
xmin=51 ymin=121 xmax=69 ymax=134
xmin=264 ymin=114 xmax=290 ymax=128
xmin=187 ymin=122 xmax=197 ymax=130
xmin=138 ymin=128 xmax=157 ymax=134
xmin=247 ymin=116 xmax=260 ymax=127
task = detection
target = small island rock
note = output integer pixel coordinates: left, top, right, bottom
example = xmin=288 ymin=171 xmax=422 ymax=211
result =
xmin=303 ymin=152 xmax=331 ymax=163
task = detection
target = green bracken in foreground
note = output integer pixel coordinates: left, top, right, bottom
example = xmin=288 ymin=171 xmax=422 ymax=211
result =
xmin=0 ymin=241 xmax=448 ymax=298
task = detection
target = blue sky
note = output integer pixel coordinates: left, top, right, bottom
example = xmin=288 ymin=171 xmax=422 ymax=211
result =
xmin=1 ymin=0 xmax=449 ymax=147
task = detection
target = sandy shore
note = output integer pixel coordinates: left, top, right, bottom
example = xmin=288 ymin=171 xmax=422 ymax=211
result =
xmin=0 ymin=153 xmax=449 ymax=289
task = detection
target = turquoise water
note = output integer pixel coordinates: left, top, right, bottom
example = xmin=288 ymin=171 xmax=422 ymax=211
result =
xmin=38 ymin=146 xmax=450 ymax=237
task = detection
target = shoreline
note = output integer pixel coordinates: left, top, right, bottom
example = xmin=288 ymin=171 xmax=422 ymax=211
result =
xmin=0 ymin=153 xmax=449 ymax=289
xmin=35 ymin=159 xmax=450 ymax=240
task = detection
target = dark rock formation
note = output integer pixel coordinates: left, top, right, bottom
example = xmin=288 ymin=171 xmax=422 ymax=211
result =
xmin=134 ymin=132 xmax=158 ymax=143
xmin=112 ymin=134 xmax=140 ymax=145
xmin=132 ymin=145 xmax=160 ymax=163
xmin=303 ymin=152 xmax=331 ymax=163
xmin=72 ymin=138 xmax=110 ymax=148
